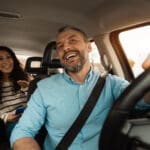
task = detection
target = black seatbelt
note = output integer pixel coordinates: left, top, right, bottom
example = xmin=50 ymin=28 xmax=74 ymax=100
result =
xmin=55 ymin=75 xmax=106 ymax=150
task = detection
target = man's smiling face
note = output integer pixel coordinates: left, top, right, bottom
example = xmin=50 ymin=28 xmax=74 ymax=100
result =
xmin=56 ymin=29 xmax=91 ymax=73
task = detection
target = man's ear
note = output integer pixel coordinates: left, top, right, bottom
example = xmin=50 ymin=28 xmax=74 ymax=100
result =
xmin=87 ymin=42 xmax=92 ymax=52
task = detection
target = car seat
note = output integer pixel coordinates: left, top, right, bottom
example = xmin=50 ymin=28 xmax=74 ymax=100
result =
xmin=25 ymin=56 xmax=47 ymax=78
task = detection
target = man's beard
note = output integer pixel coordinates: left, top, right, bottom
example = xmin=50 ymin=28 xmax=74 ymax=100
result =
xmin=64 ymin=61 xmax=84 ymax=73
xmin=62 ymin=51 xmax=87 ymax=73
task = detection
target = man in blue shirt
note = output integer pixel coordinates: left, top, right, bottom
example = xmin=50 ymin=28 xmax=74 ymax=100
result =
xmin=10 ymin=26 xmax=150 ymax=150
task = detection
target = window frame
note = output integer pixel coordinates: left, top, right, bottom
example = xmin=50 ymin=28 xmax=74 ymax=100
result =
xmin=110 ymin=22 xmax=150 ymax=81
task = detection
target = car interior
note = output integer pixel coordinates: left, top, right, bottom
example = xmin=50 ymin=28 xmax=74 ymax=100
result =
xmin=0 ymin=0 xmax=150 ymax=149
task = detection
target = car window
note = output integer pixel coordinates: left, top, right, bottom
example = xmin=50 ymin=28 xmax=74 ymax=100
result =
xmin=17 ymin=55 xmax=30 ymax=67
xmin=90 ymin=42 xmax=105 ymax=73
xmin=90 ymin=42 xmax=101 ymax=64
xmin=119 ymin=25 xmax=150 ymax=77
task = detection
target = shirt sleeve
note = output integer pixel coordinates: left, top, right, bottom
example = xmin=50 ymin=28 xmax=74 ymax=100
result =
xmin=108 ymin=74 xmax=129 ymax=100
xmin=109 ymin=74 xmax=150 ymax=110
xmin=10 ymin=87 xmax=46 ymax=147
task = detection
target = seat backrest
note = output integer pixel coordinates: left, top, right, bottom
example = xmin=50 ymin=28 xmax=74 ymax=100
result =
xmin=25 ymin=56 xmax=47 ymax=77
xmin=27 ymin=41 xmax=63 ymax=99
xmin=41 ymin=41 xmax=62 ymax=75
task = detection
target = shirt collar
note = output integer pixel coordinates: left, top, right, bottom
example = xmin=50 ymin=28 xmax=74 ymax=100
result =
xmin=63 ymin=68 xmax=99 ymax=84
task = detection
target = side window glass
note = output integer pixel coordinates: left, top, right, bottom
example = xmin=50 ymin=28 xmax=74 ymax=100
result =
xmin=17 ymin=55 xmax=30 ymax=67
xmin=119 ymin=25 xmax=150 ymax=77
xmin=90 ymin=42 xmax=100 ymax=64
xmin=89 ymin=42 xmax=105 ymax=73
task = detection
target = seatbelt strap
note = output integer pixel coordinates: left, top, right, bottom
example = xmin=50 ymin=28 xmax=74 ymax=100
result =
xmin=55 ymin=75 xmax=106 ymax=150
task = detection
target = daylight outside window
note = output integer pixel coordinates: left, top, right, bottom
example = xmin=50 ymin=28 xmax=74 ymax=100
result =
xmin=90 ymin=42 xmax=105 ymax=73
xmin=17 ymin=55 xmax=30 ymax=67
xmin=119 ymin=25 xmax=150 ymax=77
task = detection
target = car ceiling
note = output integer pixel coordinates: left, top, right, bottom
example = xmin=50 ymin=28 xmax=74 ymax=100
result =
xmin=0 ymin=0 xmax=150 ymax=56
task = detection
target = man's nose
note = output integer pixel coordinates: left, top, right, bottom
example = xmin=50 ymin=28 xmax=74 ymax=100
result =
xmin=63 ymin=42 xmax=71 ymax=52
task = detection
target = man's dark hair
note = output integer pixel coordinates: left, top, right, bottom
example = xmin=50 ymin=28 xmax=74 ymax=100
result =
xmin=57 ymin=25 xmax=89 ymax=42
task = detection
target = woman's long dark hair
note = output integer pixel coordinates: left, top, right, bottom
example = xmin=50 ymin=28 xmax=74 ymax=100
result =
xmin=0 ymin=46 xmax=30 ymax=102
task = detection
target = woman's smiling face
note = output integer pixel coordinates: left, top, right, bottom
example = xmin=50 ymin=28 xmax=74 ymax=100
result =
xmin=0 ymin=50 xmax=14 ymax=75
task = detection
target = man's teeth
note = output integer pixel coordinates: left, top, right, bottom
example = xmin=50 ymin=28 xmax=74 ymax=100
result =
xmin=66 ymin=53 xmax=76 ymax=59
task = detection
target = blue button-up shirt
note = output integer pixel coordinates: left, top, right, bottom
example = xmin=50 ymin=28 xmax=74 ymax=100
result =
xmin=10 ymin=70 xmax=148 ymax=150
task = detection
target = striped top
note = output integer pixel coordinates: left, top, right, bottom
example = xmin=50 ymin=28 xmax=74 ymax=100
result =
xmin=0 ymin=82 xmax=28 ymax=121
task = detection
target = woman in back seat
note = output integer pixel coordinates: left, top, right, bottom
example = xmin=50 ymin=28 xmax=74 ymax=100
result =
xmin=0 ymin=46 xmax=31 ymax=142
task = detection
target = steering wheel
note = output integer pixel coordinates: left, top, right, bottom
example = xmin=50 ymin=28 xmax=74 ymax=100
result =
xmin=99 ymin=69 xmax=150 ymax=150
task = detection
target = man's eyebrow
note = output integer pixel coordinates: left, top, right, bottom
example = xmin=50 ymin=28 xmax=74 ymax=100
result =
xmin=68 ymin=34 xmax=77 ymax=39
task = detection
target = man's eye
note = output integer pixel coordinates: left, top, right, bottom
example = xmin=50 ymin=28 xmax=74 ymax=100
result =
xmin=57 ymin=44 xmax=63 ymax=50
xmin=70 ymin=39 xmax=77 ymax=44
